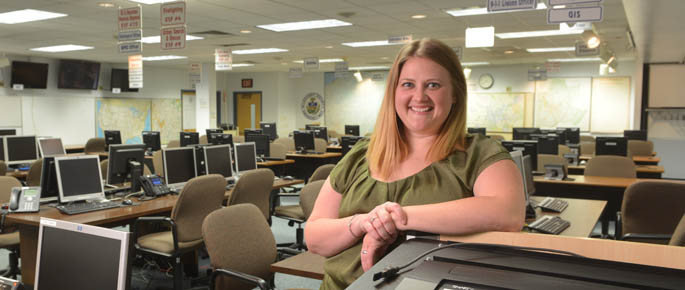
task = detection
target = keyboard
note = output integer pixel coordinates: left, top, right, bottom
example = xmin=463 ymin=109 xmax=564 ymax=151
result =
xmin=538 ymin=197 xmax=569 ymax=213
xmin=56 ymin=201 xmax=122 ymax=215
xmin=527 ymin=215 xmax=571 ymax=235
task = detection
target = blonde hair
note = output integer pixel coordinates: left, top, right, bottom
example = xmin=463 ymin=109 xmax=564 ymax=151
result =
xmin=367 ymin=38 xmax=468 ymax=180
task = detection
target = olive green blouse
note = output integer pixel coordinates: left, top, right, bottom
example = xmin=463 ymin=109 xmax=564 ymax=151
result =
xmin=319 ymin=133 xmax=511 ymax=290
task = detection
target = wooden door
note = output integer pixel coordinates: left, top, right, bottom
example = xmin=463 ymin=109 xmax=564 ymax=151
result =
xmin=234 ymin=92 xmax=261 ymax=135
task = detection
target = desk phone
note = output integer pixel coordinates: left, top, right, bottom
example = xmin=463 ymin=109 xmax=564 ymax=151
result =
xmin=140 ymin=175 xmax=173 ymax=197
xmin=9 ymin=187 xmax=41 ymax=213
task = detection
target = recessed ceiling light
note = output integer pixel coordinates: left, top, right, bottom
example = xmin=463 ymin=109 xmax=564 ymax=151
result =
xmin=240 ymin=30 xmax=252 ymax=34
xmin=466 ymin=26 xmax=494 ymax=48
xmin=142 ymin=55 xmax=187 ymax=61
xmin=325 ymin=46 xmax=334 ymax=49
xmin=461 ymin=61 xmax=490 ymax=66
xmin=128 ymin=0 xmax=177 ymax=4
xmin=257 ymin=19 xmax=352 ymax=32
xmin=0 ymin=9 xmax=67 ymax=24
xmin=30 ymin=44 xmax=93 ymax=52
xmin=504 ymin=50 xmax=515 ymax=54
xmin=232 ymin=48 xmax=288 ymax=55
xmin=349 ymin=66 xmax=390 ymax=71
xmin=495 ymin=29 xmax=583 ymax=39
xmin=381 ymin=57 xmax=389 ymax=60
xmin=446 ymin=3 xmax=546 ymax=17
xmin=98 ymin=2 xmax=115 ymax=8
xmin=140 ymin=35 xmax=203 ymax=44
xmin=547 ymin=57 xmax=602 ymax=62
xmin=526 ymin=47 xmax=575 ymax=53
xmin=342 ymin=40 xmax=403 ymax=47
xmin=232 ymin=63 xmax=255 ymax=67
xmin=411 ymin=14 xmax=427 ymax=19
xmin=293 ymin=58 xmax=344 ymax=64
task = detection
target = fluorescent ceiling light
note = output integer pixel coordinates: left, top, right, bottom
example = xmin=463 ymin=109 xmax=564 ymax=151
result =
xmin=128 ymin=0 xmax=177 ymax=4
xmin=353 ymin=71 xmax=363 ymax=82
xmin=547 ymin=57 xmax=601 ymax=62
xmin=0 ymin=9 xmax=67 ymax=24
xmin=257 ymin=19 xmax=351 ymax=32
xmin=342 ymin=40 xmax=403 ymax=47
xmin=232 ymin=48 xmax=288 ymax=55
xmin=232 ymin=64 xmax=255 ymax=67
xmin=446 ymin=3 xmax=546 ymax=17
xmin=496 ymin=29 xmax=583 ymax=39
xmin=461 ymin=62 xmax=490 ymax=66
xmin=526 ymin=47 xmax=575 ymax=53
xmin=349 ymin=66 xmax=390 ymax=71
xmin=30 ymin=44 xmax=93 ymax=52
xmin=141 ymin=35 xmax=203 ymax=44
xmin=293 ymin=58 xmax=344 ymax=64
xmin=142 ymin=55 xmax=187 ymax=61
xmin=466 ymin=26 xmax=494 ymax=48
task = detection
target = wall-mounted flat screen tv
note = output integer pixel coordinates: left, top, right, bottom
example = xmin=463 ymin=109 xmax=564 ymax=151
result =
xmin=110 ymin=68 xmax=138 ymax=92
xmin=11 ymin=61 xmax=49 ymax=89
xmin=57 ymin=59 xmax=101 ymax=90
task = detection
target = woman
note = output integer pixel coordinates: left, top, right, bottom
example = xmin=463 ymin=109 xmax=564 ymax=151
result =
xmin=304 ymin=38 xmax=525 ymax=289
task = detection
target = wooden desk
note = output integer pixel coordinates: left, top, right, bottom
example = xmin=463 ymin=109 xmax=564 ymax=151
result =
xmin=326 ymin=145 xmax=342 ymax=153
xmin=529 ymin=196 xmax=606 ymax=237
xmin=5 ymin=194 xmax=178 ymax=285
xmin=568 ymin=164 xmax=665 ymax=178
xmin=285 ymin=152 xmax=342 ymax=181
xmin=257 ymin=159 xmax=295 ymax=177
xmin=579 ymin=155 xmax=661 ymax=165
xmin=64 ymin=144 xmax=85 ymax=154
xmin=270 ymin=251 xmax=325 ymax=280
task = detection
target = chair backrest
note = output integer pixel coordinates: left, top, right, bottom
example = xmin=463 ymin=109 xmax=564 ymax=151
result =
xmin=269 ymin=143 xmax=286 ymax=159
xmin=274 ymin=137 xmax=295 ymax=151
xmin=537 ymin=154 xmax=568 ymax=173
xmin=152 ymin=150 xmax=163 ymax=176
xmin=314 ymin=138 xmax=327 ymax=153
xmin=301 ymin=180 xmax=325 ymax=219
xmin=167 ymin=140 xmax=180 ymax=148
xmin=309 ymin=164 xmax=334 ymax=183
xmin=669 ymin=214 xmax=685 ymax=246
xmin=488 ymin=135 xmax=504 ymax=142
xmin=585 ymin=155 xmax=636 ymax=178
xmin=328 ymin=129 xmax=342 ymax=140
xmin=580 ymin=142 xmax=595 ymax=155
xmin=558 ymin=144 xmax=571 ymax=156
xmin=199 ymin=135 xmax=208 ymax=145
xmin=202 ymin=204 xmax=277 ymax=290
xmin=580 ymin=135 xmax=595 ymax=143
xmin=0 ymin=161 xmax=7 ymax=176
xmin=170 ymin=174 xmax=227 ymax=242
xmin=628 ymin=140 xmax=653 ymax=156
xmin=84 ymin=137 xmax=106 ymax=153
xmin=26 ymin=158 xmax=43 ymax=187
xmin=0 ymin=176 xmax=22 ymax=204
xmin=622 ymin=180 xmax=685 ymax=238
xmin=234 ymin=135 xmax=245 ymax=144
xmin=228 ymin=168 xmax=275 ymax=220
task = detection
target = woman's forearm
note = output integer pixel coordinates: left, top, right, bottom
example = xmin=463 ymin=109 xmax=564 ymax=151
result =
xmin=305 ymin=214 xmax=366 ymax=257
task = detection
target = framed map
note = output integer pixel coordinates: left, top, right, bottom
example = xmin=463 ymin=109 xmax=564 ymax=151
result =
xmin=467 ymin=92 xmax=527 ymax=132
xmin=534 ymin=78 xmax=591 ymax=130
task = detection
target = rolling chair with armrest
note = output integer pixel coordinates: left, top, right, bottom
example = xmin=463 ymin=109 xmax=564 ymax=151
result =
xmin=488 ymin=134 xmax=504 ymax=142
xmin=627 ymin=140 xmax=654 ymax=156
xmin=273 ymin=180 xmax=325 ymax=251
xmin=0 ymin=176 xmax=22 ymax=279
xmin=584 ymin=155 xmax=636 ymax=178
xmin=669 ymin=214 xmax=685 ymax=246
xmin=84 ymin=137 xmax=106 ymax=154
xmin=199 ymin=135 xmax=208 ymax=145
xmin=313 ymin=138 xmax=327 ymax=153
xmin=133 ymin=174 xmax=226 ymax=290
xmin=233 ymin=135 xmax=245 ymax=144
xmin=274 ymin=137 xmax=295 ymax=151
xmin=269 ymin=143 xmax=287 ymax=160
xmin=579 ymin=142 xmax=595 ymax=156
xmin=580 ymin=135 xmax=595 ymax=143
xmin=227 ymin=169 xmax=275 ymax=223
xmin=0 ymin=161 xmax=6 ymax=176
xmin=25 ymin=159 xmax=43 ymax=186
xmin=167 ymin=140 xmax=181 ymax=148
xmin=558 ymin=144 xmax=571 ymax=156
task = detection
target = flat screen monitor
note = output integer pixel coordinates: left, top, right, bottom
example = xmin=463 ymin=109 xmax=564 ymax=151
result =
xmin=104 ymin=130 xmax=122 ymax=148
xmin=234 ymin=142 xmax=257 ymax=175
xmin=38 ymin=138 xmax=66 ymax=157
xmin=142 ymin=131 xmax=161 ymax=152
xmin=530 ymin=134 xmax=559 ymax=155
xmin=293 ymin=130 xmax=316 ymax=153
xmin=209 ymin=133 xmax=233 ymax=147
xmin=341 ymin=136 xmax=364 ymax=156
xmin=203 ymin=145 xmax=233 ymax=178
xmin=57 ymin=59 xmax=101 ymax=90
xmin=260 ymin=122 xmax=278 ymax=141
xmin=509 ymin=150 xmax=535 ymax=198
xmin=39 ymin=156 xmax=59 ymax=203
xmin=244 ymin=128 xmax=263 ymax=137
xmin=0 ymin=129 xmax=17 ymax=136
xmin=501 ymin=140 xmax=539 ymax=171
xmin=245 ymin=134 xmax=270 ymax=157
xmin=54 ymin=155 xmax=105 ymax=203
xmin=107 ymin=144 xmax=146 ymax=185
xmin=206 ymin=128 xmax=222 ymax=136
xmin=11 ymin=61 xmax=49 ymax=89
xmin=0 ymin=138 xmax=4 ymax=162
xmin=596 ymin=137 xmax=628 ymax=156
xmin=180 ymin=132 xmax=199 ymax=147
xmin=558 ymin=127 xmax=580 ymax=144
xmin=162 ymin=147 xmax=197 ymax=187
xmin=35 ymin=218 xmax=131 ymax=290
xmin=110 ymin=68 xmax=138 ymax=92
xmin=468 ymin=127 xmax=487 ymax=136
xmin=310 ymin=126 xmax=328 ymax=141
xmin=624 ymin=130 xmax=647 ymax=141
xmin=4 ymin=135 xmax=38 ymax=165
xmin=540 ymin=129 xmax=566 ymax=145
xmin=512 ymin=127 xmax=540 ymax=141
xmin=345 ymin=125 xmax=360 ymax=136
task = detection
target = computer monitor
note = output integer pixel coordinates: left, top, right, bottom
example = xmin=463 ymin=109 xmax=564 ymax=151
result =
xmin=104 ymin=130 xmax=122 ymax=149
xmin=234 ymin=142 xmax=257 ymax=175
xmin=180 ymin=132 xmax=199 ymax=147
xmin=0 ymin=138 xmax=3 ymax=161
xmin=624 ymin=130 xmax=647 ymax=141
xmin=203 ymin=145 xmax=233 ymax=178
xmin=557 ymin=127 xmax=580 ymax=144
xmin=345 ymin=125 xmax=360 ymax=136
xmin=595 ymin=137 xmax=628 ymax=156
xmin=54 ymin=155 xmax=105 ymax=204
xmin=530 ymin=134 xmax=559 ymax=155
xmin=162 ymin=147 xmax=197 ymax=187
xmin=4 ymin=135 xmax=38 ymax=165
xmin=142 ymin=131 xmax=161 ymax=152
xmin=341 ymin=136 xmax=364 ymax=156
xmin=206 ymin=128 xmax=223 ymax=136
xmin=540 ymin=129 xmax=567 ymax=145
xmin=39 ymin=156 xmax=59 ymax=203
xmin=245 ymin=134 xmax=270 ymax=158
xmin=310 ymin=126 xmax=328 ymax=141
xmin=38 ymin=138 xmax=66 ymax=157
xmin=107 ymin=144 xmax=146 ymax=191
xmin=209 ymin=133 xmax=234 ymax=147
xmin=260 ymin=122 xmax=278 ymax=141
xmin=293 ymin=130 xmax=316 ymax=153
xmin=501 ymin=140 xmax=539 ymax=171
xmin=467 ymin=127 xmax=487 ymax=136
xmin=35 ymin=218 xmax=131 ymax=290
xmin=244 ymin=128 xmax=263 ymax=137
xmin=0 ymin=129 xmax=16 ymax=136
xmin=512 ymin=127 xmax=540 ymax=140
xmin=305 ymin=124 xmax=317 ymax=130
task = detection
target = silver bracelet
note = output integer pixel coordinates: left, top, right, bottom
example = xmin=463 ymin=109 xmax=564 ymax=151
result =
xmin=348 ymin=214 xmax=361 ymax=238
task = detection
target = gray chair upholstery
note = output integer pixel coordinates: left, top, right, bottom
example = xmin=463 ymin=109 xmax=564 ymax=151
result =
xmin=558 ymin=144 xmax=571 ymax=156
xmin=580 ymin=135 xmax=595 ymax=143
xmin=269 ymin=143 xmax=287 ymax=159
xmin=84 ymin=137 xmax=106 ymax=154
xmin=488 ymin=135 xmax=504 ymax=142
xmin=203 ymin=204 xmax=277 ymax=290
xmin=134 ymin=174 xmax=227 ymax=290
xmin=328 ymin=129 xmax=342 ymax=140
xmin=0 ymin=176 xmax=22 ymax=278
xmin=628 ymin=140 xmax=653 ymax=156
xmin=273 ymin=180 xmax=325 ymax=250
xmin=584 ymin=155 xmax=636 ymax=178
xmin=234 ymin=135 xmax=245 ymax=144
xmin=314 ymin=138 xmax=327 ymax=153
xmin=0 ymin=161 xmax=7 ymax=177
xmin=25 ymin=159 xmax=43 ymax=187
xmin=618 ymin=180 xmax=685 ymax=244
xmin=308 ymin=164 xmax=334 ymax=183
xmin=580 ymin=142 xmax=595 ymax=155
xmin=274 ymin=137 xmax=295 ymax=151
xmin=537 ymin=154 xmax=568 ymax=173
xmin=228 ymin=168 xmax=275 ymax=221
xmin=669 ymin=214 xmax=685 ymax=246
xmin=167 ymin=140 xmax=180 ymax=148
xmin=199 ymin=134 xmax=208 ymax=145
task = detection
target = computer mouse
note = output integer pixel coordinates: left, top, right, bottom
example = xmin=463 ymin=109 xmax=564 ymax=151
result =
xmin=121 ymin=199 xmax=133 ymax=206
xmin=283 ymin=175 xmax=294 ymax=180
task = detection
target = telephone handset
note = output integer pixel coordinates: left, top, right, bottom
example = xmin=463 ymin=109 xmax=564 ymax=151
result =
xmin=9 ymin=187 xmax=41 ymax=213
xmin=140 ymin=175 xmax=173 ymax=197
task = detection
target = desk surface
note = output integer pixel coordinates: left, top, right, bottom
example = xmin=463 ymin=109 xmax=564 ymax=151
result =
xmin=257 ymin=159 xmax=295 ymax=166
xmin=568 ymin=164 xmax=665 ymax=174
xmin=270 ymin=251 xmax=325 ymax=280
xmin=530 ymin=196 xmax=606 ymax=237
xmin=286 ymin=152 xmax=342 ymax=158
xmin=579 ymin=154 xmax=661 ymax=164
xmin=534 ymin=174 xmax=641 ymax=188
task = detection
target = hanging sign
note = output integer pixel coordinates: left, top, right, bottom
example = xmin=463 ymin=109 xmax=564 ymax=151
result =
xmin=118 ymin=42 xmax=142 ymax=53
xmin=161 ymin=25 xmax=186 ymax=50
xmin=161 ymin=1 xmax=186 ymax=26
xmin=575 ymin=42 xmax=600 ymax=56
xmin=118 ymin=6 xmax=141 ymax=31
xmin=128 ymin=54 xmax=143 ymax=88
xmin=215 ymin=48 xmax=232 ymax=71
xmin=303 ymin=57 xmax=319 ymax=70
xmin=549 ymin=0 xmax=602 ymax=5
xmin=118 ymin=29 xmax=142 ymax=42
xmin=487 ymin=0 xmax=537 ymax=12
xmin=548 ymin=6 xmax=603 ymax=23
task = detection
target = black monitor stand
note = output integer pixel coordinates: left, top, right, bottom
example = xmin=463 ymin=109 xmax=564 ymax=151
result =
xmin=128 ymin=160 xmax=143 ymax=193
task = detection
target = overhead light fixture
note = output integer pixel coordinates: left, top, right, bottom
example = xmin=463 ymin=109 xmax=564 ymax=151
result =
xmin=30 ymin=44 xmax=93 ymax=52
xmin=461 ymin=61 xmax=490 ymax=66
xmin=411 ymin=14 xmax=427 ymax=19
xmin=349 ymin=66 xmax=390 ymax=71
xmin=142 ymin=55 xmax=187 ymax=61
xmin=257 ymin=19 xmax=352 ymax=32
xmin=504 ymin=50 xmax=515 ymax=54
xmin=547 ymin=57 xmax=602 ymax=62
xmin=141 ymin=35 xmax=203 ymax=44
xmin=526 ymin=47 xmax=575 ymax=53
xmin=341 ymin=40 xmax=403 ymax=47
xmin=293 ymin=58 xmax=344 ymax=64
xmin=232 ymin=48 xmax=288 ymax=55
xmin=0 ymin=9 xmax=67 ymax=24
xmin=496 ymin=29 xmax=582 ymax=39
xmin=353 ymin=71 xmax=363 ymax=82
xmin=240 ymin=30 xmax=252 ymax=34
xmin=463 ymin=67 xmax=472 ymax=79
xmin=599 ymin=63 xmax=608 ymax=75
xmin=128 ymin=0 xmax=177 ymax=4
xmin=465 ymin=26 xmax=494 ymax=48
xmin=98 ymin=2 xmax=115 ymax=8
xmin=582 ymin=30 xmax=600 ymax=48
xmin=445 ymin=3 xmax=546 ymax=17
xmin=325 ymin=46 xmax=334 ymax=49
xmin=232 ymin=63 xmax=255 ymax=67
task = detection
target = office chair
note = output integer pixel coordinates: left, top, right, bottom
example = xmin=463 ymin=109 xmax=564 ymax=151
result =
xmin=273 ymin=180 xmax=325 ymax=251
xmin=0 ymin=176 xmax=22 ymax=279
xmin=233 ymin=135 xmax=245 ymax=144
xmin=25 ymin=159 xmax=43 ymax=186
xmin=627 ymin=140 xmax=653 ymax=156
xmin=328 ymin=129 xmax=342 ymax=140
xmin=537 ymin=154 xmax=568 ymax=173
xmin=167 ymin=140 xmax=181 ymax=148
xmin=579 ymin=142 xmax=594 ymax=155
xmin=133 ymin=174 xmax=226 ymax=290
xmin=580 ymin=135 xmax=595 ymax=143
xmin=488 ymin=135 xmax=504 ymax=142
xmin=308 ymin=164 xmax=334 ymax=183
xmin=84 ymin=137 xmax=106 ymax=154
xmin=199 ymin=135 xmax=208 ymax=145
xmin=558 ymin=144 xmax=571 ymax=156
xmin=584 ymin=155 xmax=636 ymax=178
xmin=314 ymin=138 xmax=327 ymax=153
xmin=617 ymin=180 xmax=685 ymax=244
xmin=269 ymin=143 xmax=287 ymax=159
xmin=669 ymin=214 xmax=685 ymax=246
xmin=0 ymin=161 xmax=7 ymax=177
xmin=274 ymin=137 xmax=295 ymax=151
xmin=152 ymin=150 xmax=164 ymax=176
xmin=203 ymin=204 xmax=277 ymax=290
xmin=227 ymin=169 xmax=275 ymax=222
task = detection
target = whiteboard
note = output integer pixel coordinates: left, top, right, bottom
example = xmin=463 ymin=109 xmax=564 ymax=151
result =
xmin=591 ymin=77 xmax=631 ymax=132
xmin=0 ymin=96 xmax=22 ymax=127
xmin=21 ymin=96 xmax=95 ymax=145
xmin=649 ymin=64 xmax=685 ymax=108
